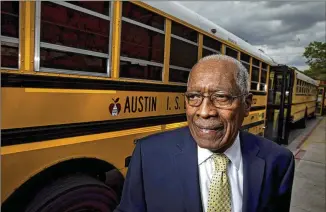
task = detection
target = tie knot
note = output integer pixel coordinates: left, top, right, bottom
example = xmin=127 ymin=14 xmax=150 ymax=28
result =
xmin=211 ymin=154 xmax=229 ymax=172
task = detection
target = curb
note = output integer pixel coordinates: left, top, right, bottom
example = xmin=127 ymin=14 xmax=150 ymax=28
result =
xmin=294 ymin=117 xmax=324 ymax=157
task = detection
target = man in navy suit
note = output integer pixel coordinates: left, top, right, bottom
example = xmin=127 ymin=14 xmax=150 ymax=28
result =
xmin=114 ymin=54 xmax=295 ymax=212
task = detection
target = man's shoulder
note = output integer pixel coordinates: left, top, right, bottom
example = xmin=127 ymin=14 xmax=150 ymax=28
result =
xmin=241 ymin=131 xmax=293 ymax=160
xmin=136 ymin=126 xmax=190 ymax=149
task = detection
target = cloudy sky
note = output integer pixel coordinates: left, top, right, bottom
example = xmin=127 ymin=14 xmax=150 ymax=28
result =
xmin=177 ymin=0 xmax=326 ymax=71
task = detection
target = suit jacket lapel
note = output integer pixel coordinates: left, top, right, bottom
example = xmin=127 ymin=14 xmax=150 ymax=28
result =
xmin=174 ymin=128 xmax=203 ymax=212
xmin=240 ymin=131 xmax=265 ymax=212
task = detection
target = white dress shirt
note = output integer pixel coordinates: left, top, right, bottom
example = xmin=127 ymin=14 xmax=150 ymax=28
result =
xmin=197 ymin=132 xmax=243 ymax=212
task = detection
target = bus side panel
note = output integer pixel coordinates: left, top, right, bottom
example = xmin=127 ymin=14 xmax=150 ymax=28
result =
xmin=248 ymin=123 xmax=265 ymax=135
xmin=251 ymin=94 xmax=267 ymax=108
xmin=242 ymin=110 xmax=265 ymax=126
xmin=291 ymin=101 xmax=316 ymax=122
xmin=1 ymin=87 xmax=186 ymax=130
xmin=1 ymin=127 xmax=166 ymax=203
xmin=292 ymin=95 xmax=317 ymax=104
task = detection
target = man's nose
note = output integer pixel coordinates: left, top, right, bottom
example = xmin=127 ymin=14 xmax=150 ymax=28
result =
xmin=196 ymin=97 xmax=218 ymax=118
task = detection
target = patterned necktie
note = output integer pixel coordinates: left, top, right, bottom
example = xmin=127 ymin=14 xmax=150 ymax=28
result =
xmin=207 ymin=153 xmax=231 ymax=212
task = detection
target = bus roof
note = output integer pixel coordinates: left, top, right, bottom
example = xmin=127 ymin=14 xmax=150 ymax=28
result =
xmin=296 ymin=70 xmax=319 ymax=86
xmin=143 ymin=1 xmax=278 ymax=66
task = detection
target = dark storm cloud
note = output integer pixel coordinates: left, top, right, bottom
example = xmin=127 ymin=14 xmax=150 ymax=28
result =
xmin=251 ymin=2 xmax=325 ymax=34
xmin=178 ymin=1 xmax=326 ymax=70
xmin=264 ymin=1 xmax=320 ymax=8
xmin=265 ymin=1 xmax=290 ymax=8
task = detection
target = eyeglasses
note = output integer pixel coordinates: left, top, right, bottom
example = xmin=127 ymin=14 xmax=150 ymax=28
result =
xmin=184 ymin=91 xmax=247 ymax=108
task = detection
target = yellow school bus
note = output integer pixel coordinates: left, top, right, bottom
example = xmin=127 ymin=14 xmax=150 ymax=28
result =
xmin=291 ymin=70 xmax=318 ymax=125
xmin=2 ymin=1 xmax=277 ymax=211
xmin=316 ymin=80 xmax=326 ymax=116
xmin=265 ymin=66 xmax=318 ymax=144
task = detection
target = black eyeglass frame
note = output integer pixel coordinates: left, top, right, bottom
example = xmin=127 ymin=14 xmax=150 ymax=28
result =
xmin=184 ymin=91 xmax=248 ymax=108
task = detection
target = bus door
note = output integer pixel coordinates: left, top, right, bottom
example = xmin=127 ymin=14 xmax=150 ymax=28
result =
xmin=264 ymin=66 xmax=293 ymax=145
xmin=316 ymin=87 xmax=325 ymax=116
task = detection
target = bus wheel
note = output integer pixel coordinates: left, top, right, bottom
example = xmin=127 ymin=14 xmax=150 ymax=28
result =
xmin=311 ymin=112 xmax=316 ymax=119
xmin=301 ymin=111 xmax=307 ymax=128
xmin=25 ymin=174 xmax=119 ymax=212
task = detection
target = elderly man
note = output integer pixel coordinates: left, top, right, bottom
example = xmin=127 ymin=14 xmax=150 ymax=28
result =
xmin=114 ymin=55 xmax=295 ymax=212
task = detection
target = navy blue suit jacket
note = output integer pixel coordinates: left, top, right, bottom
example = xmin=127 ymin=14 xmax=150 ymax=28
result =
xmin=114 ymin=127 xmax=295 ymax=212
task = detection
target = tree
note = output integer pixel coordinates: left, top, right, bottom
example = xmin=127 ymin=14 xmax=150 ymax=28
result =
xmin=303 ymin=41 xmax=326 ymax=80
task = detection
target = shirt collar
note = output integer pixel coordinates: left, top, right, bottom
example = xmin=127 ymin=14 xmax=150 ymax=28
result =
xmin=197 ymin=132 xmax=241 ymax=170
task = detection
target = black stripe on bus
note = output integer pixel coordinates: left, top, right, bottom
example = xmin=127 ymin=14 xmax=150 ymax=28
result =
xmin=1 ymin=73 xmax=269 ymax=95
xmin=250 ymin=91 xmax=267 ymax=96
xmin=241 ymin=120 xmax=265 ymax=130
xmin=2 ymin=113 xmax=266 ymax=147
xmin=291 ymin=101 xmax=317 ymax=105
xmin=1 ymin=114 xmax=187 ymax=147
xmin=250 ymin=106 xmax=266 ymax=111
xmin=295 ymin=94 xmax=315 ymax=96
xmin=1 ymin=73 xmax=271 ymax=95
xmin=1 ymin=72 xmax=187 ymax=93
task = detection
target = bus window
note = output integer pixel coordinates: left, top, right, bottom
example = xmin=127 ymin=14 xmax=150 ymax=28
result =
xmin=242 ymin=62 xmax=250 ymax=74
xmin=260 ymin=63 xmax=268 ymax=91
xmin=202 ymin=35 xmax=221 ymax=57
xmin=225 ymin=46 xmax=238 ymax=59
xmin=169 ymin=67 xmax=190 ymax=83
xmin=262 ymin=62 xmax=268 ymax=70
xmin=300 ymin=80 xmax=303 ymax=94
xmin=120 ymin=60 xmax=162 ymax=81
xmin=171 ymin=21 xmax=197 ymax=42
xmin=1 ymin=1 xmax=19 ymax=69
xmin=169 ymin=21 xmax=198 ymax=83
xmin=37 ymin=1 xmax=111 ymax=75
xmin=120 ymin=2 xmax=165 ymax=81
xmin=251 ymin=82 xmax=258 ymax=91
xmin=252 ymin=58 xmax=260 ymax=67
xmin=120 ymin=21 xmax=165 ymax=64
xmin=319 ymin=89 xmax=323 ymax=95
xmin=259 ymin=83 xmax=267 ymax=92
xmin=251 ymin=66 xmax=259 ymax=90
xmin=40 ymin=49 xmax=107 ymax=74
xmin=240 ymin=52 xmax=250 ymax=74
xmin=122 ymin=2 xmax=164 ymax=30
xmin=170 ymin=36 xmax=197 ymax=69
xmin=241 ymin=52 xmax=250 ymax=63
xmin=67 ymin=1 xmax=110 ymax=16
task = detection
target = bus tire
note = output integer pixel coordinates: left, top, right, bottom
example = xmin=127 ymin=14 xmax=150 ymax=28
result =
xmin=301 ymin=110 xmax=307 ymax=128
xmin=25 ymin=174 xmax=119 ymax=212
xmin=311 ymin=112 xmax=316 ymax=119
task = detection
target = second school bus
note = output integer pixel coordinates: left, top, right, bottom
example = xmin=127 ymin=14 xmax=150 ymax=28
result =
xmin=265 ymin=67 xmax=318 ymax=144
xmin=0 ymin=1 xmax=316 ymax=211
xmin=316 ymin=80 xmax=326 ymax=116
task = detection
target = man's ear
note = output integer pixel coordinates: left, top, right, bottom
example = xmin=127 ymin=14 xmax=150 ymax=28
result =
xmin=244 ymin=93 xmax=252 ymax=116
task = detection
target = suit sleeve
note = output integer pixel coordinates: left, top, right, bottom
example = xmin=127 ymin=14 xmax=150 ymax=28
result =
xmin=114 ymin=141 xmax=147 ymax=212
xmin=276 ymin=152 xmax=295 ymax=212
xmin=262 ymin=151 xmax=295 ymax=212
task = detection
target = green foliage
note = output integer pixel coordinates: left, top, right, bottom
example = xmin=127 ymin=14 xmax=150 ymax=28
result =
xmin=303 ymin=41 xmax=326 ymax=80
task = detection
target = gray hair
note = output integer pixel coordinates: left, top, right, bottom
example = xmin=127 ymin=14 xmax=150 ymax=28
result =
xmin=188 ymin=54 xmax=250 ymax=95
